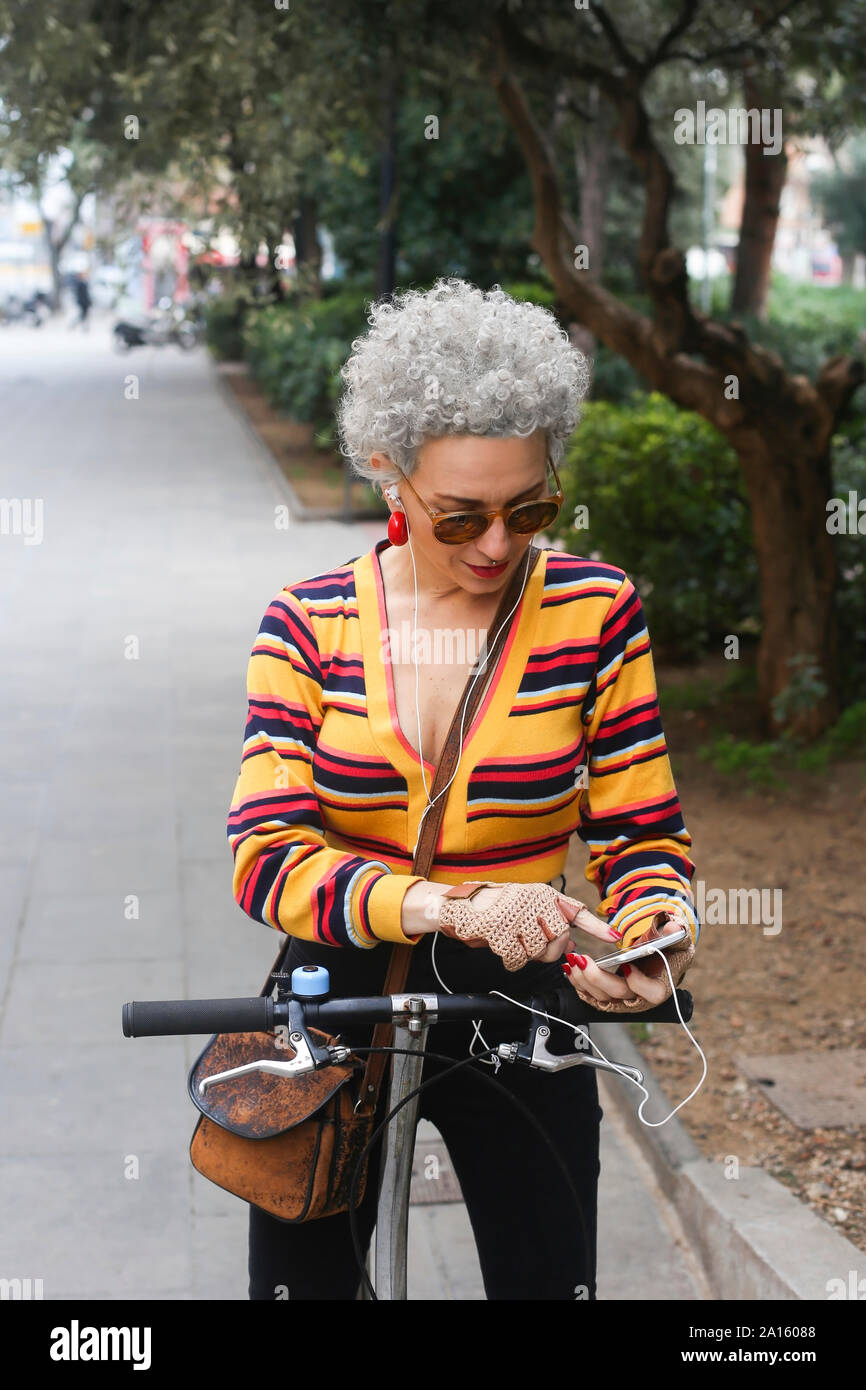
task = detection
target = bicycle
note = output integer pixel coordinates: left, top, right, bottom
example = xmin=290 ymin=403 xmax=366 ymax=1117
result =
xmin=122 ymin=969 xmax=693 ymax=1300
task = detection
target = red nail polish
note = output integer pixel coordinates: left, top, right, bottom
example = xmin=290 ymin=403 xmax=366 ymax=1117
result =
xmin=621 ymin=963 xmax=632 ymax=978
xmin=573 ymin=954 xmax=588 ymax=970
xmin=565 ymin=952 xmax=579 ymax=965
xmin=561 ymin=961 xmax=573 ymax=975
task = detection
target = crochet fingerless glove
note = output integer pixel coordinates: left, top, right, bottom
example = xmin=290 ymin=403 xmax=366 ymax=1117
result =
xmin=437 ymin=881 xmax=575 ymax=973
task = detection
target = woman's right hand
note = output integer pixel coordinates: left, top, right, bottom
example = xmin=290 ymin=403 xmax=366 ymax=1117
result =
xmin=429 ymin=880 xmax=621 ymax=973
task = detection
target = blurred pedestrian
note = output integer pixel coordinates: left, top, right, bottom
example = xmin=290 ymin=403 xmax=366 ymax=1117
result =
xmin=69 ymin=273 xmax=92 ymax=331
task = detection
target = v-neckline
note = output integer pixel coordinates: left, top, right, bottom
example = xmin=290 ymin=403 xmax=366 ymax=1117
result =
xmin=356 ymin=538 xmax=546 ymax=800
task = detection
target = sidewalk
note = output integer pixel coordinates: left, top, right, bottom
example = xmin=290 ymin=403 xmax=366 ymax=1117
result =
xmin=0 ymin=322 xmax=706 ymax=1299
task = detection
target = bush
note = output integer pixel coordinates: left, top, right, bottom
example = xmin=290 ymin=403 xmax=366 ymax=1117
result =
xmin=204 ymin=292 xmax=250 ymax=361
xmin=242 ymin=289 xmax=370 ymax=443
xmin=723 ymin=273 xmax=866 ymax=380
xmin=697 ymin=700 xmax=866 ymax=787
xmin=499 ymin=280 xmax=557 ymax=309
xmin=659 ymin=663 xmax=758 ymax=712
xmin=585 ymin=345 xmax=644 ymax=403
xmin=697 ymin=733 xmax=786 ymax=788
xmin=548 ymin=392 xmax=759 ymax=660
xmin=823 ymin=700 xmax=866 ymax=758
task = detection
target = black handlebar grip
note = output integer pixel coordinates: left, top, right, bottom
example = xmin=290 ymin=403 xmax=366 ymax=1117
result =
xmin=122 ymin=997 xmax=274 ymax=1037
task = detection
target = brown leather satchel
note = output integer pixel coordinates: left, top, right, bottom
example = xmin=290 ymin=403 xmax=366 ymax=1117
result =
xmin=188 ymin=545 xmax=542 ymax=1222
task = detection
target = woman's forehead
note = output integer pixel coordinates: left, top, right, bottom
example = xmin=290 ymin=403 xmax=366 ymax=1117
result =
xmin=417 ymin=444 xmax=548 ymax=503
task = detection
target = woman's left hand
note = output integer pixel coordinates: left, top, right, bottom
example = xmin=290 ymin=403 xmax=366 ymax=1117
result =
xmin=559 ymin=918 xmax=690 ymax=1007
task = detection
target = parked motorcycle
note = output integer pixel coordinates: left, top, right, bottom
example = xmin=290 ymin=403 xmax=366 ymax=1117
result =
xmin=0 ymin=291 xmax=51 ymax=328
xmin=111 ymin=298 xmax=200 ymax=353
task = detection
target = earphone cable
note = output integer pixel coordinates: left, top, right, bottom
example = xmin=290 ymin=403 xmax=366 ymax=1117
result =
xmin=409 ymin=537 xmax=532 ymax=851
xmin=487 ymin=944 xmax=707 ymax=1127
xmin=401 ymin=515 xmax=531 ymax=1064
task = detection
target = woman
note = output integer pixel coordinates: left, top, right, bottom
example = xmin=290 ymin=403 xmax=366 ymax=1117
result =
xmin=227 ymin=278 xmax=699 ymax=1301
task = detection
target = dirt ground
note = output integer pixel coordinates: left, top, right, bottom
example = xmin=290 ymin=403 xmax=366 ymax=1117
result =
xmin=565 ymin=667 xmax=866 ymax=1255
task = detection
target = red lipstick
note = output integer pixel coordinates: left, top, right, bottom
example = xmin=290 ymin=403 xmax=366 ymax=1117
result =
xmin=465 ymin=560 xmax=508 ymax=579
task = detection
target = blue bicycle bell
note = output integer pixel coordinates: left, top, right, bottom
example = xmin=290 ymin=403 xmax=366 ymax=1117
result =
xmin=290 ymin=963 xmax=330 ymax=997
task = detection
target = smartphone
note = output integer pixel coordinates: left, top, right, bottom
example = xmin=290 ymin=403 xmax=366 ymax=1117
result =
xmin=593 ymin=924 xmax=690 ymax=973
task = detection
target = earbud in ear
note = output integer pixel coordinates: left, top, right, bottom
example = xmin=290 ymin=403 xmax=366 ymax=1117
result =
xmin=385 ymin=484 xmax=401 ymax=505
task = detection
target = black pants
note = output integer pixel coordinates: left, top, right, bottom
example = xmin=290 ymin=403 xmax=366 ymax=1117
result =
xmin=248 ymin=930 xmax=603 ymax=1301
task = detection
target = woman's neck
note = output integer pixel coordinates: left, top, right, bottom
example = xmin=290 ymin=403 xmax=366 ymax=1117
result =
xmin=377 ymin=541 xmax=500 ymax=620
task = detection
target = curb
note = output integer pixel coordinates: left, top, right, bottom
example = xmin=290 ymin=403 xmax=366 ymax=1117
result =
xmin=210 ymin=360 xmax=384 ymax=524
xmin=591 ymin=1021 xmax=864 ymax=1301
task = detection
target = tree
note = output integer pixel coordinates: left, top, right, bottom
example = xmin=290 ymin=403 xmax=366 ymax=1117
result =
xmin=0 ymin=0 xmax=391 ymax=299
xmin=448 ymin=0 xmax=865 ymax=738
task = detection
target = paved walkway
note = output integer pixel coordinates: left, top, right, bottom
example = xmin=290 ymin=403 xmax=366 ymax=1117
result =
xmin=0 ymin=319 xmax=708 ymax=1300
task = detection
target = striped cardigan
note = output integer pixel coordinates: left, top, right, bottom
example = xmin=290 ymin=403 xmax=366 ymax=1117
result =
xmin=227 ymin=539 xmax=700 ymax=954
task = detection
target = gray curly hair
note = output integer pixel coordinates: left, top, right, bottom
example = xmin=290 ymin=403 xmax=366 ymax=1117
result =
xmin=337 ymin=277 xmax=590 ymax=486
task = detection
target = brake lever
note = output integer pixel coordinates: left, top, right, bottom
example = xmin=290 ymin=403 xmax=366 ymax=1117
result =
xmin=198 ymin=997 xmax=352 ymax=1096
xmin=496 ymin=998 xmax=644 ymax=1082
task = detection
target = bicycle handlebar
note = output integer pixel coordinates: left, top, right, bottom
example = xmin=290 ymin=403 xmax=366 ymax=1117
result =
xmin=122 ymin=984 xmax=692 ymax=1039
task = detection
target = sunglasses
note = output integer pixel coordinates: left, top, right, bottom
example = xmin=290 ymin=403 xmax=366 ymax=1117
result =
xmin=393 ymin=456 xmax=564 ymax=545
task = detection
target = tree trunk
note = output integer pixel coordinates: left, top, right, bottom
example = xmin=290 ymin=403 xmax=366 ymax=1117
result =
xmin=293 ymin=195 xmax=322 ymax=298
xmin=40 ymin=191 xmax=85 ymax=312
xmin=238 ymin=248 xmax=259 ymax=290
xmin=574 ymin=86 xmax=608 ymax=282
xmin=44 ymin=225 xmax=65 ymax=313
xmin=376 ymin=73 xmax=398 ymax=299
xmin=571 ymin=89 xmax=611 ymax=376
xmin=736 ymin=436 xmax=838 ymax=738
xmin=730 ymin=75 xmax=788 ymax=319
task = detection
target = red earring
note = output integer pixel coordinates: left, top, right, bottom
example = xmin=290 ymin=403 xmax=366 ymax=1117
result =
xmin=387 ymin=510 xmax=409 ymax=546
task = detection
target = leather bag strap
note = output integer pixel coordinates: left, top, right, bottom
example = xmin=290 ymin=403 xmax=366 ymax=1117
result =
xmin=359 ymin=544 xmax=542 ymax=1108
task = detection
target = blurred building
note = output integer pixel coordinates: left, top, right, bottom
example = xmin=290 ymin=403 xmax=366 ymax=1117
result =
xmin=718 ymin=137 xmax=856 ymax=286
xmin=0 ymin=190 xmax=52 ymax=299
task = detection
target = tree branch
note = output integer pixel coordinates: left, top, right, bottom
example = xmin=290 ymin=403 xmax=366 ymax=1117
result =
xmin=660 ymin=0 xmax=802 ymax=68
xmin=815 ymin=353 xmax=866 ymax=429
xmin=495 ymin=8 xmax=611 ymax=88
xmin=586 ymin=1 xmax=640 ymax=74
xmin=487 ymin=32 xmax=720 ymax=416
xmin=647 ymin=0 xmax=701 ymax=67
